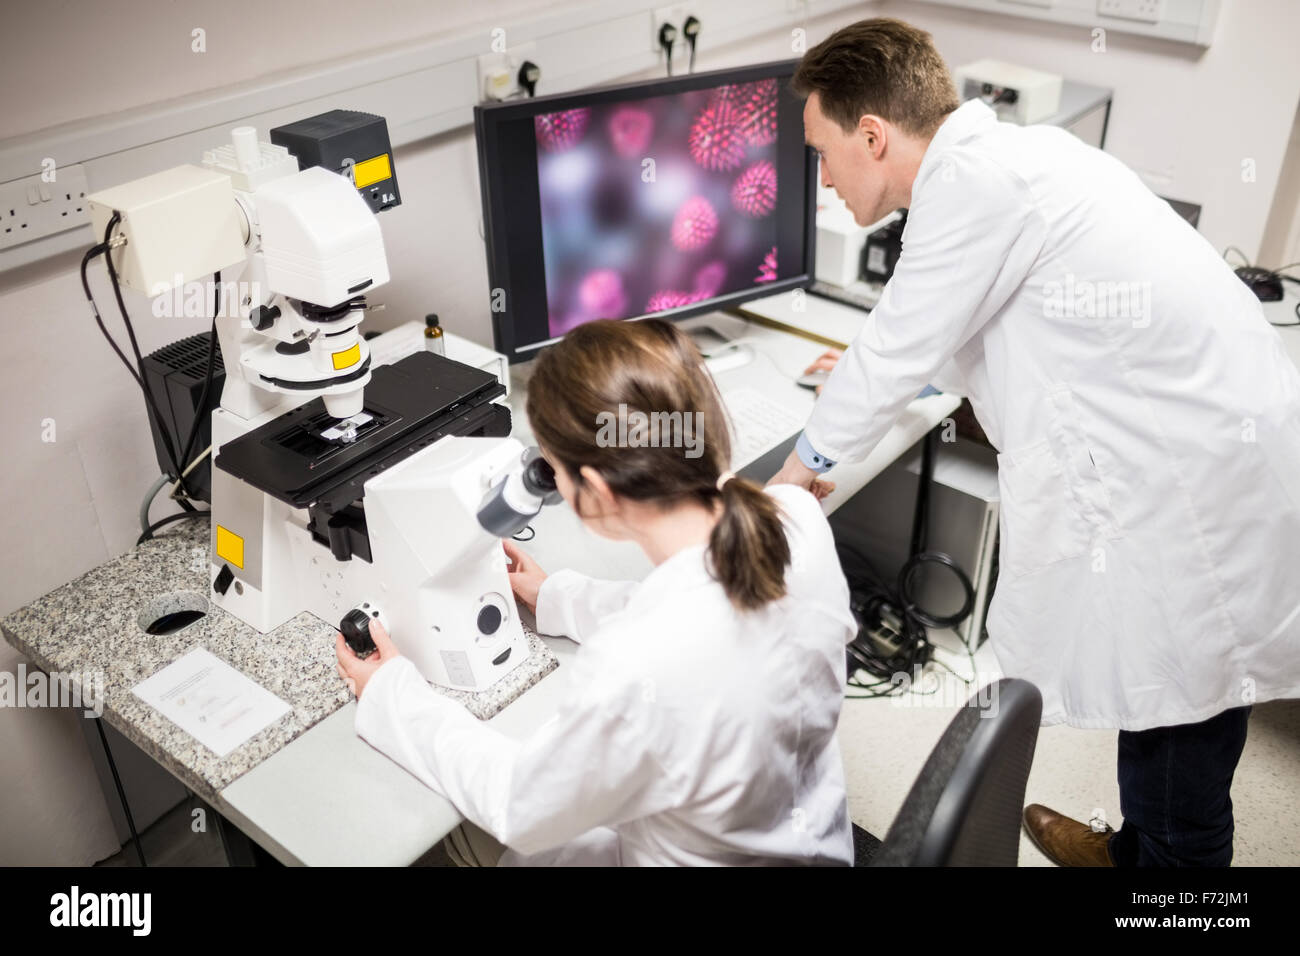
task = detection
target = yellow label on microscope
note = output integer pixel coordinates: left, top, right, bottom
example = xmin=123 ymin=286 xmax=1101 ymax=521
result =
xmin=215 ymin=525 xmax=245 ymax=569
xmin=352 ymin=154 xmax=392 ymax=190
xmin=332 ymin=343 xmax=361 ymax=370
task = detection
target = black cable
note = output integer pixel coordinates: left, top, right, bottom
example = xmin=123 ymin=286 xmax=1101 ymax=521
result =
xmin=658 ymin=23 xmax=677 ymax=77
xmin=1222 ymin=248 xmax=1300 ymax=327
xmin=137 ymin=509 xmax=210 ymax=546
xmin=512 ymin=525 xmax=536 ymax=542
xmin=95 ymin=213 xmax=196 ymax=498
xmin=95 ymin=717 xmax=146 ymax=867
xmin=178 ymin=272 xmax=221 ymax=483
xmin=81 ymin=240 xmax=143 ymax=389
xmin=517 ymin=60 xmax=540 ymax=98
xmin=1275 ymin=274 xmax=1300 ymax=327
xmin=839 ymin=425 xmax=978 ymax=697
xmin=683 ymin=16 xmax=700 ymax=74
xmin=909 ymin=430 xmax=935 ymax=556
xmin=84 ymin=237 xmax=200 ymax=512
xmin=899 ymin=550 xmax=976 ymax=630
xmin=839 ymin=540 xmax=932 ymax=691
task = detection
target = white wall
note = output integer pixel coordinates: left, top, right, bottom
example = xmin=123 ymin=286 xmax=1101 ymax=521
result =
xmin=0 ymin=0 xmax=579 ymax=139
xmin=2 ymin=0 xmax=1298 ymax=862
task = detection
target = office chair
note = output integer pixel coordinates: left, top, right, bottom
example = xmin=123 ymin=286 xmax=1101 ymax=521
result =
xmin=862 ymin=678 xmax=1042 ymax=866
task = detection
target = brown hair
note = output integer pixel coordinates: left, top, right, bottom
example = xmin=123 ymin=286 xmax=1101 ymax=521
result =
xmin=792 ymin=18 xmax=959 ymax=138
xmin=526 ymin=319 xmax=790 ymax=611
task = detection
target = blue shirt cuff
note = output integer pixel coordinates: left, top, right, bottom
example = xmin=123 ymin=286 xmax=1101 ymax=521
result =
xmin=795 ymin=431 xmax=836 ymax=473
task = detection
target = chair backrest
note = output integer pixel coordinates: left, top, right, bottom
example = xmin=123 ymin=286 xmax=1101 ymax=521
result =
xmin=869 ymin=678 xmax=1042 ymax=866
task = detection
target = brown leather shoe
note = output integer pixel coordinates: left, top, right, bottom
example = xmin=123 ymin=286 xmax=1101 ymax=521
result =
xmin=1022 ymin=804 xmax=1115 ymax=867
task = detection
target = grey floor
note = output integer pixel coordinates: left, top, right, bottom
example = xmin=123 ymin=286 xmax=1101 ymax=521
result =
xmin=96 ymin=794 xmax=227 ymax=867
xmin=839 ymin=684 xmax=1300 ymax=866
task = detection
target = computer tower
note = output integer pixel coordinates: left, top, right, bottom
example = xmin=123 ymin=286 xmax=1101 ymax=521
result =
xmin=830 ymin=436 xmax=1000 ymax=648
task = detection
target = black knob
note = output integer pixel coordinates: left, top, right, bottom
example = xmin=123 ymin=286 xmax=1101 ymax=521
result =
xmin=340 ymin=608 xmax=377 ymax=657
xmin=477 ymin=604 xmax=503 ymax=636
xmin=250 ymin=304 xmax=281 ymax=331
xmin=213 ymin=564 xmax=234 ymax=595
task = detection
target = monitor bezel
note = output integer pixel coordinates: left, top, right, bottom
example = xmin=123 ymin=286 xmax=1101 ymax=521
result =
xmin=473 ymin=58 xmax=817 ymax=364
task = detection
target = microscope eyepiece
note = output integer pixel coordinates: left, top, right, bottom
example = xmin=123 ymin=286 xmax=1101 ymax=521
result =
xmin=522 ymin=456 xmax=557 ymax=497
xmin=476 ymin=446 xmax=561 ymax=537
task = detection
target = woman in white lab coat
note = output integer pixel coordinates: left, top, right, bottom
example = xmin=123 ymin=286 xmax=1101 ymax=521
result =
xmin=335 ymin=318 xmax=859 ymax=866
xmin=772 ymin=18 xmax=1300 ymax=866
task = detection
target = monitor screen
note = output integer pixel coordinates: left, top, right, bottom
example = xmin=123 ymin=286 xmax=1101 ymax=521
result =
xmin=474 ymin=60 xmax=815 ymax=362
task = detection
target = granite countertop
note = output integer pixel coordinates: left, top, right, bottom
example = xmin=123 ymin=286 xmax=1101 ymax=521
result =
xmin=0 ymin=517 xmax=558 ymax=802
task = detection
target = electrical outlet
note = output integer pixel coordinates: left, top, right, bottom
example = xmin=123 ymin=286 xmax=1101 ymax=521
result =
xmin=477 ymin=41 xmax=538 ymax=102
xmin=1097 ymin=0 xmax=1165 ymax=24
xmin=651 ymin=5 xmax=689 ymax=62
xmin=0 ymin=163 xmax=90 ymax=251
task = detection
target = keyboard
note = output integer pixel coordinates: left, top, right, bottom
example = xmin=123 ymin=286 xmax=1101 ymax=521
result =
xmin=723 ymin=386 xmax=810 ymax=469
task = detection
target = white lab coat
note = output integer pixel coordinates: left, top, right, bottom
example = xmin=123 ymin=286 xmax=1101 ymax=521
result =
xmin=806 ymin=98 xmax=1300 ymax=731
xmin=354 ymin=484 xmax=858 ymax=865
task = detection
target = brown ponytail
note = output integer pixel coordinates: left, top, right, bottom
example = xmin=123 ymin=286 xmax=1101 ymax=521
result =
xmin=526 ymin=319 xmax=791 ymax=612
xmin=710 ymin=475 xmax=792 ymax=610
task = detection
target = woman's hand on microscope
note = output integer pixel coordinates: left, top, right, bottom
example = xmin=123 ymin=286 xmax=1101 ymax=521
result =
xmin=503 ymin=539 xmax=548 ymax=614
xmin=335 ymin=619 xmax=400 ymax=699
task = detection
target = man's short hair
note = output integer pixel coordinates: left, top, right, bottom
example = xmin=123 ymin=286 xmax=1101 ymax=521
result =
xmin=792 ymin=18 xmax=959 ymax=138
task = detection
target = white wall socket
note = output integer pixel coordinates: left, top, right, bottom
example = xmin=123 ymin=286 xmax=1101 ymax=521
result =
xmin=477 ymin=41 xmax=539 ymax=102
xmin=0 ymin=163 xmax=90 ymax=251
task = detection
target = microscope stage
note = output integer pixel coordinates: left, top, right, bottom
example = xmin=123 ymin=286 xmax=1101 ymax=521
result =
xmin=215 ymin=351 xmax=509 ymax=511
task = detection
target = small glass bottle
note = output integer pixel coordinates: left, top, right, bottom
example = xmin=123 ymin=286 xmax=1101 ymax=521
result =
xmin=424 ymin=313 xmax=446 ymax=356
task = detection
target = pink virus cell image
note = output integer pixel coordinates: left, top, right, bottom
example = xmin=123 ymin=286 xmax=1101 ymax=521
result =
xmin=688 ymin=103 xmax=747 ymax=172
xmin=737 ymin=79 xmax=778 ymax=146
xmin=646 ymin=289 xmax=706 ymax=313
xmin=731 ymin=160 xmax=777 ymax=218
xmin=607 ymin=107 xmax=654 ymax=158
xmin=693 ymin=261 xmax=728 ymax=298
xmin=535 ymin=108 xmax=591 ymax=152
xmin=671 ymin=196 xmax=718 ymax=251
xmin=709 ymin=79 xmax=778 ymax=147
xmin=578 ymin=268 xmax=627 ymax=318
xmin=709 ymin=83 xmax=749 ymax=109
xmin=535 ymin=80 xmax=785 ymax=337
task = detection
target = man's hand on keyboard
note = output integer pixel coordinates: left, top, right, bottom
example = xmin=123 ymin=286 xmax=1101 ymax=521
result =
xmin=768 ymin=450 xmax=835 ymax=501
xmin=804 ymin=348 xmax=844 ymax=396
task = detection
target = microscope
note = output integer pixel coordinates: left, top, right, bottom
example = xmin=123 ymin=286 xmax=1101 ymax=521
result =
xmin=85 ymin=111 xmax=556 ymax=693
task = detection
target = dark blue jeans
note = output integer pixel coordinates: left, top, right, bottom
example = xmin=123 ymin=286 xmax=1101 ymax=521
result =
xmin=1108 ymin=705 xmax=1251 ymax=867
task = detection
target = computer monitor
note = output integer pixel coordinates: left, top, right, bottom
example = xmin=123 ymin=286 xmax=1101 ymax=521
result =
xmin=473 ymin=59 xmax=816 ymax=363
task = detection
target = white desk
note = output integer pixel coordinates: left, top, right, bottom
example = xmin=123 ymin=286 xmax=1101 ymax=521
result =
xmin=217 ymin=304 xmax=960 ymax=866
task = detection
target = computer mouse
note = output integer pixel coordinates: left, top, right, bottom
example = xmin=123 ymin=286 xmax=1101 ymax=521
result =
xmin=797 ymin=368 xmax=830 ymax=390
xmin=702 ymin=342 xmax=754 ymax=374
xmin=1235 ymin=266 xmax=1284 ymax=302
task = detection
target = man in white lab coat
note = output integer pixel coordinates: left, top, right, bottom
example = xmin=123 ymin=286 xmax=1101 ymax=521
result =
xmin=771 ymin=18 xmax=1300 ymax=866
